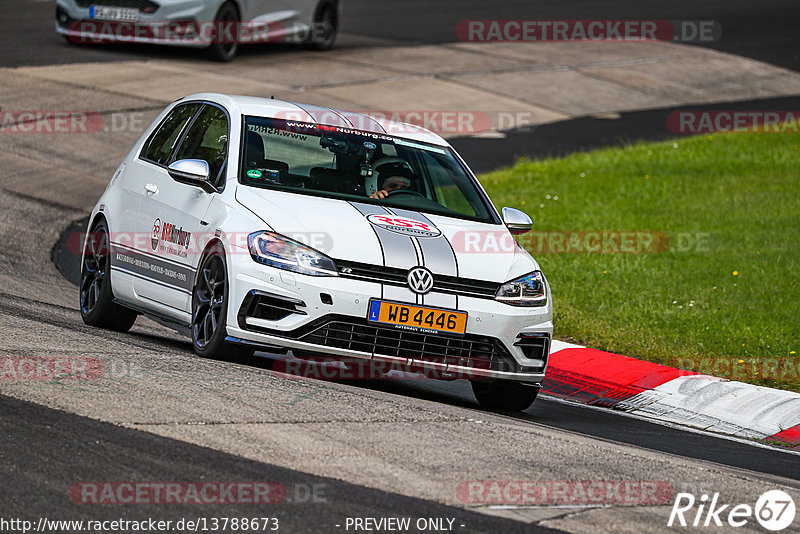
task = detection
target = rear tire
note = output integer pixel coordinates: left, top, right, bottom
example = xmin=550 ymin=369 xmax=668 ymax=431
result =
xmin=471 ymin=380 xmax=539 ymax=411
xmin=79 ymin=220 xmax=138 ymax=332
xmin=191 ymin=243 xmax=251 ymax=360
xmin=206 ymin=2 xmax=240 ymax=62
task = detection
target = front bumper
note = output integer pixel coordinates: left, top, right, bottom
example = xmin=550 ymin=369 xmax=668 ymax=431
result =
xmin=226 ymin=248 xmax=553 ymax=384
xmin=55 ymin=0 xmax=218 ymax=48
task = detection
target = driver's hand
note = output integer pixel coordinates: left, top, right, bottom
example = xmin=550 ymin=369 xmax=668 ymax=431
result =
xmin=369 ymin=190 xmax=389 ymax=199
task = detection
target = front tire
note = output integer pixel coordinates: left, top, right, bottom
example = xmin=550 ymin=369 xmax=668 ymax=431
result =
xmin=304 ymin=3 xmax=337 ymax=51
xmin=471 ymin=380 xmax=540 ymax=411
xmin=191 ymin=243 xmax=251 ymax=360
xmin=206 ymin=2 xmax=240 ymax=62
xmin=79 ymin=220 xmax=138 ymax=332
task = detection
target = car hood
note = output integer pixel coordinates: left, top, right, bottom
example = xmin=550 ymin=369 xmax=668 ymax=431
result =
xmin=235 ymin=187 xmax=539 ymax=283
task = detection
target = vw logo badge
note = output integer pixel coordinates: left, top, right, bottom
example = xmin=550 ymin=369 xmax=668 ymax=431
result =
xmin=407 ymin=266 xmax=434 ymax=295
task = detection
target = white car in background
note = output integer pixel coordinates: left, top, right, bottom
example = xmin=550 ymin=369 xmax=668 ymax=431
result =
xmin=80 ymin=93 xmax=553 ymax=411
xmin=55 ymin=0 xmax=339 ymax=60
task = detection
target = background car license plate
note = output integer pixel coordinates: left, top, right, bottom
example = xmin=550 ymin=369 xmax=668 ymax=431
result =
xmin=367 ymin=299 xmax=467 ymax=335
xmin=90 ymin=5 xmax=140 ymax=21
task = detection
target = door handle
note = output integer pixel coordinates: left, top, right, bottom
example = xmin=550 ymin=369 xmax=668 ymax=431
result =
xmin=144 ymin=183 xmax=159 ymax=195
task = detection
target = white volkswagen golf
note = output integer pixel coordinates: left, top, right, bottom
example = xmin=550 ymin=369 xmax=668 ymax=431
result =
xmin=80 ymin=93 xmax=552 ymax=410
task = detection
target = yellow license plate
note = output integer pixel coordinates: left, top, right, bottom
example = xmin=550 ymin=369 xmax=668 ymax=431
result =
xmin=367 ymin=299 xmax=467 ymax=335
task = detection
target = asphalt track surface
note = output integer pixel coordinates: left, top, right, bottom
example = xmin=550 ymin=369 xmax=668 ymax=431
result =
xmin=2 ymin=1 xmax=800 ymax=532
xmin=451 ymin=94 xmax=800 ymax=173
xmin=1 ymin=0 xmax=799 ymax=70
xmin=1 ymin=394 xmax=563 ymax=534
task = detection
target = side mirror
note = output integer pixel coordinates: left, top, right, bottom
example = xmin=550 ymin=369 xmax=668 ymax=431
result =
xmin=501 ymin=207 xmax=533 ymax=235
xmin=168 ymin=159 xmax=215 ymax=192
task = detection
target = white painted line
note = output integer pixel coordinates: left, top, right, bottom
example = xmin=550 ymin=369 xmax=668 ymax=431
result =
xmin=626 ymin=375 xmax=800 ymax=439
xmin=548 ymin=339 xmax=800 ymax=445
xmin=550 ymin=340 xmax=584 ymax=353
xmin=540 ymin=394 xmax=800 ymax=456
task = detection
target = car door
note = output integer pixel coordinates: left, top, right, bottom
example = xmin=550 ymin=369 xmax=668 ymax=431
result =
xmin=134 ymin=103 xmax=230 ymax=317
xmin=111 ymin=103 xmax=200 ymax=304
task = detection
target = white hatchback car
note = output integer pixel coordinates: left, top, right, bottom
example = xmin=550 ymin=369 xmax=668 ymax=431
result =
xmin=55 ymin=0 xmax=338 ymax=60
xmin=80 ymin=93 xmax=553 ymax=410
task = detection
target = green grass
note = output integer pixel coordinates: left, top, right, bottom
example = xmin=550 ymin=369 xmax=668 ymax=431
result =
xmin=480 ymin=130 xmax=800 ymax=391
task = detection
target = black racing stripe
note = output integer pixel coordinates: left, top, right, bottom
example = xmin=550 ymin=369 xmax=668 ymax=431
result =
xmin=385 ymin=208 xmax=458 ymax=277
xmin=411 ymin=211 xmax=460 ymax=309
xmin=386 ymin=208 xmax=460 ymax=308
xmin=339 ymin=110 xmax=388 ymax=134
xmin=347 ymin=201 xmax=389 ymax=299
xmin=348 ymin=201 xmax=387 ymax=266
xmin=321 ymin=106 xmax=355 ymax=127
xmin=349 ymin=202 xmax=418 ymax=270
xmin=289 ymin=102 xmax=350 ymax=127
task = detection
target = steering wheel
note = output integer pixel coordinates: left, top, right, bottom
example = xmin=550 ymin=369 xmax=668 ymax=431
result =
xmin=385 ymin=189 xmax=424 ymax=198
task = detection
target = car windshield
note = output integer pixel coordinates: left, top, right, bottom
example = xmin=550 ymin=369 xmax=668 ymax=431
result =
xmin=239 ymin=116 xmax=498 ymax=224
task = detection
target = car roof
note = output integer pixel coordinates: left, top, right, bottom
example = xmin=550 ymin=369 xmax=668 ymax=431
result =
xmin=176 ymin=93 xmax=450 ymax=147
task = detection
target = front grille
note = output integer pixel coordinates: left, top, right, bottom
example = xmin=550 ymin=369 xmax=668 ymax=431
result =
xmin=246 ymin=315 xmax=517 ymax=373
xmin=304 ymin=321 xmax=516 ymax=372
xmin=336 ymin=260 xmax=500 ymax=299
xmin=74 ymin=0 xmax=159 ymax=13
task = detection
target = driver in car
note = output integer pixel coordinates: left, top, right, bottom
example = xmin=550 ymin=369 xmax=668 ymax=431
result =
xmin=367 ymin=158 xmax=417 ymax=199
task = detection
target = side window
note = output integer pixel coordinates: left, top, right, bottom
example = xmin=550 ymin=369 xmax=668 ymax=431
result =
xmin=173 ymin=105 xmax=229 ymax=185
xmin=142 ymin=104 xmax=200 ymax=165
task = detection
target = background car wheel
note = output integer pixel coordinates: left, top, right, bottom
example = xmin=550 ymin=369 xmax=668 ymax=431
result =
xmin=471 ymin=380 xmax=540 ymax=411
xmin=206 ymin=2 xmax=240 ymax=62
xmin=79 ymin=220 xmax=138 ymax=332
xmin=191 ymin=244 xmax=252 ymax=360
xmin=304 ymin=3 xmax=337 ymax=51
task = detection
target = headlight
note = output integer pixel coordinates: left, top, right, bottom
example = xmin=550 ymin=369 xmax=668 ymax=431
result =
xmin=247 ymin=231 xmax=338 ymax=277
xmin=495 ymin=271 xmax=547 ymax=307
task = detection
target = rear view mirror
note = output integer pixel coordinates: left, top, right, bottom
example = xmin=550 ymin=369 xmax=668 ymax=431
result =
xmin=168 ymin=159 xmax=215 ymax=192
xmin=501 ymin=207 xmax=533 ymax=235
xmin=320 ymin=134 xmax=349 ymax=154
